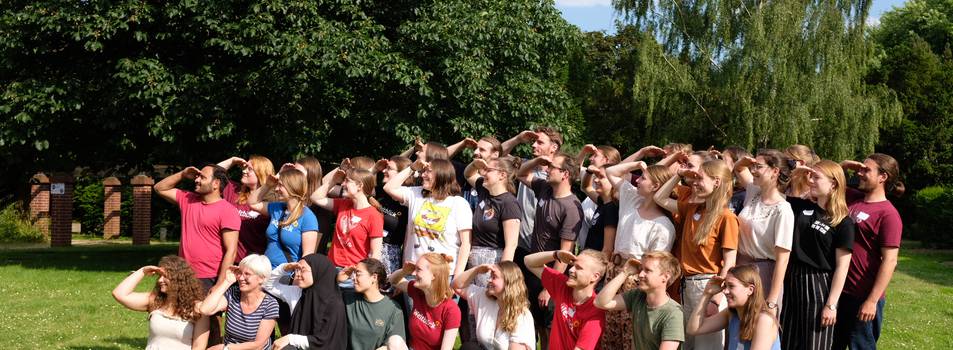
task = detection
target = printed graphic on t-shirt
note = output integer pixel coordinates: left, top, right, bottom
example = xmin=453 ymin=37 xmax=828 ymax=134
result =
xmin=413 ymin=201 xmax=451 ymax=240
xmin=811 ymin=220 xmax=831 ymax=234
xmin=483 ymin=206 xmax=496 ymax=221
xmin=270 ymin=218 xmax=300 ymax=232
xmin=414 ymin=308 xmax=440 ymax=329
xmin=853 ymin=211 xmax=870 ymax=222
xmin=337 ymin=213 xmax=363 ymax=247
xmin=238 ymin=209 xmax=260 ymax=219
xmin=560 ymin=303 xmax=579 ymax=332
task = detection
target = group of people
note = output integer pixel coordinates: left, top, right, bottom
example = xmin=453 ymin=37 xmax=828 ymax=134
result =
xmin=111 ymin=127 xmax=904 ymax=350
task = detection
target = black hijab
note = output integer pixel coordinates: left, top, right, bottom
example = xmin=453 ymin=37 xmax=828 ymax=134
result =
xmin=290 ymin=253 xmax=347 ymax=349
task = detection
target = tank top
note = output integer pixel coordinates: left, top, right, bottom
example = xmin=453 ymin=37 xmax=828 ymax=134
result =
xmin=146 ymin=309 xmax=194 ymax=350
xmin=727 ymin=313 xmax=781 ymax=350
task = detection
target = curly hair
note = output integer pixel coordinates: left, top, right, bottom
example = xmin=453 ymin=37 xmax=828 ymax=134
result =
xmin=149 ymin=255 xmax=205 ymax=322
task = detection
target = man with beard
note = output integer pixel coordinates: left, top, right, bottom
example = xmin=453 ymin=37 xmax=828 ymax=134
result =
xmin=154 ymin=164 xmax=241 ymax=288
xmin=594 ymin=251 xmax=685 ymax=350
xmin=526 ymin=249 xmax=607 ymax=350
xmin=833 ymin=154 xmax=904 ymax=350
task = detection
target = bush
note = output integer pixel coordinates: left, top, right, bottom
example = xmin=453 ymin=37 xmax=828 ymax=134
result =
xmin=909 ymin=186 xmax=953 ymax=248
xmin=0 ymin=203 xmax=45 ymax=243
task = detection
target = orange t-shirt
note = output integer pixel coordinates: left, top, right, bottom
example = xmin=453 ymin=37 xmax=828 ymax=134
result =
xmin=675 ymin=198 xmax=740 ymax=276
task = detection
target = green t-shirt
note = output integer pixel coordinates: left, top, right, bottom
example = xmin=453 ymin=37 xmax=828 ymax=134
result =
xmin=344 ymin=290 xmax=406 ymax=350
xmin=623 ymin=289 xmax=685 ymax=350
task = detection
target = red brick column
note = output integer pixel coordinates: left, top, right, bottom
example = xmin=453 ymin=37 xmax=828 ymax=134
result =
xmin=131 ymin=175 xmax=154 ymax=245
xmin=29 ymin=173 xmax=51 ymax=239
xmin=49 ymin=174 xmax=74 ymax=247
xmin=103 ymin=177 xmax=122 ymax=239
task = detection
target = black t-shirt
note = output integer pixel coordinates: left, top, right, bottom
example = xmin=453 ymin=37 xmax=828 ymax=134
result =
xmin=584 ymin=198 xmax=619 ymax=251
xmin=729 ymin=188 xmax=746 ymax=215
xmin=530 ymin=179 xmax=584 ymax=253
xmin=788 ymin=197 xmax=855 ymax=271
xmin=376 ymin=184 xmax=408 ymax=246
xmin=471 ymin=178 xmax=522 ymax=249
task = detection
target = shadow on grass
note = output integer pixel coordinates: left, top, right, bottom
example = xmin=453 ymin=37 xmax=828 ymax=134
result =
xmin=0 ymin=244 xmax=179 ymax=272
xmin=894 ymin=247 xmax=953 ymax=286
xmin=64 ymin=336 xmax=145 ymax=350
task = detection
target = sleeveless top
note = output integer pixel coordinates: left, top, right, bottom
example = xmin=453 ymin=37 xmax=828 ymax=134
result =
xmin=146 ymin=310 xmax=193 ymax=350
xmin=727 ymin=313 xmax=781 ymax=350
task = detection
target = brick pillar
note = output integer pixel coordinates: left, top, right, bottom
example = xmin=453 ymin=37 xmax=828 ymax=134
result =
xmin=103 ymin=177 xmax=122 ymax=239
xmin=131 ymin=175 xmax=154 ymax=245
xmin=29 ymin=173 xmax=51 ymax=238
xmin=49 ymin=174 xmax=74 ymax=247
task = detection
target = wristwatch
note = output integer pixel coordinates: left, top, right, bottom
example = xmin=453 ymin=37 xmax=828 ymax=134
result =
xmin=825 ymin=304 xmax=837 ymax=311
xmin=767 ymin=301 xmax=777 ymax=309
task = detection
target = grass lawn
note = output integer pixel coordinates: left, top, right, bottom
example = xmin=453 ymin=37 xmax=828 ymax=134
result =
xmin=0 ymin=241 xmax=950 ymax=349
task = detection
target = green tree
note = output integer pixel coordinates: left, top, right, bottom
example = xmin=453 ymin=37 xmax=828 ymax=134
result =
xmin=0 ymin=0 xmax=581 ymax=199
xmin=582 ymin=0 xmax=902 ymax=157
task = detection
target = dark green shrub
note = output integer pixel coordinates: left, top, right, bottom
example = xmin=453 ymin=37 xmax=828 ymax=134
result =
xmin=909 ymin=186 xmax=953 ymax=248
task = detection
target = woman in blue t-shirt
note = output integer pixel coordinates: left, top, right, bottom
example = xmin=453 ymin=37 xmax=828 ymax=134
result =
xmin=687 ymin=264 xmax=781 ymax=350
xmin=249 ymin=168 xmax=319 ymax=268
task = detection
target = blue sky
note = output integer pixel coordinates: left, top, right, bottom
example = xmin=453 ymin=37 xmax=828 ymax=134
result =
xmin=555 ymin=0 xmax=908 ymax=34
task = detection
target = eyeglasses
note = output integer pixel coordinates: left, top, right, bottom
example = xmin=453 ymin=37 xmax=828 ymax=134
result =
xmin=750 ymin=163 xmax=769 ymax=170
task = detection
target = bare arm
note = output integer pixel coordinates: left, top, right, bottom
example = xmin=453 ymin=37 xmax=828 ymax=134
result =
xmin=227 ymin=319 xmax=277 ymax=350
xmin=111 ymin=267 xmax=158 ymax=311
xmin=388 ymin=262 xmax=415 ymax=294
xmin=301 ymin=230 xmax=317 ymax=257
xmin=594 ymin=268 xmax=629 ymax=311
xmin=217 ymin=156 xmax=246 ymax=171
xmin=659 ymin=341 xmax=681 ymax=350
xmin=766 ymin=247 xmax=790 ymax=310
xmin=524 ymin=251 xmax=557 ymax=279
xmin=199 ymin=268 xmax=237 ymax=315
xmin=454 ymin=229 xmax=472 ymax=277
xmin=732 ymin=156 xmax=756 ymax=189
xmin=822 ymin=248 xmax=852 ymax=326
xmin=464 ymin=159 xmax=487 ymax=188
xmin=621 ymin=145 xmax=666 ymax=164
xmin=310 ymin=168 xmax=345 ymax=210
xmin=451 ymin=264 xmax=491 ymax=294
xmin=219 ymin=229 xmax=238 ymax=283
xmin=190 ymin=315 xmax=210 ymax=350
xmin=686 ymin=277 xmax=730 ymax=335
xmin=439 ymin=329 xmax=459 ymax=350
xmin=383 ymin=165 xmax=417 ymax=203
xmin=246 ymin=174 xmax=276 ymax=214
xmin=517 ymin=157 xmax=549 ymax=187
xmin=501 ymin=219 xmax=519 ymax=261
xmin=447 ymin=137 xmax=477 ymax=158
xmin=602 ymin=225 xmax=617 ymax=257
xmin=859 ymin=247 xmax=898 ymax=321
xmin=153 ymin=167 xmax=199 ymax=204
xmin=501 ymin=130 xmax=536 ymax=156
xmin=748 ymin=313 xmax=780 ymax=350
xmin=720 ymin=249 xmax=737 ymax=279
xmin=369 ymin=237 xmax=383 ymax=260
xmin=653 ymin=174 xmax=680 ymax=213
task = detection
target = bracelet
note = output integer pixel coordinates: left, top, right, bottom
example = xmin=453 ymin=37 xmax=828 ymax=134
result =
xmin=553 ymin=251 xmax=559 ymax=262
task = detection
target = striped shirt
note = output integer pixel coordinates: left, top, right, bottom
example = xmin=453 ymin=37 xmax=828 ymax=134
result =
xmin=223 ymin=285 xmax=279 ymax=349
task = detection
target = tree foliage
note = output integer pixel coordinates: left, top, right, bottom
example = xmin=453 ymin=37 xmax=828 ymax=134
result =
xmin=869 ymin=0 xmax=953 ymax=189
xmin=0 ymin=0 xmax=581 ymax=198
xmin=571 ymin=0 xmax=901 ymax=157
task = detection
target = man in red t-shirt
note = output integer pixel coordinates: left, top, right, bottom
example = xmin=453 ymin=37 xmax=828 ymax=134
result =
xmin=525 ymin=249 xmax=608 ymax=350
xmin=154 ymin=164 xmax=241 ymax=287
xmin=833 ymin=154 xmax=904 ymax=350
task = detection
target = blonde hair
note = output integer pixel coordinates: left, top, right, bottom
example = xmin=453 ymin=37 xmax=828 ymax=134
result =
xmin=349 ymin=156 xmax=376 ymax=172
xmin=578 ymin=249 xmax=608 ymax=280
xmin=694 ymin=160 xmax=733 ymax=245
xmin=495 ymin=261 xmax=530 ymax=333
xmin=642 ymin=164 xmax=675 ymax=192
xmin=641 ymin=251 xmax=682 ymax=286
xmin=277 ymin=168 xmax=308 ymax=228
xmin=596 ymin=145 xmax=621 ymax=166
xmin=238 ymin=155 xmax=275 ymax=205
xmin=811 ymin=160 xmax=849 ymax=226
xmin=420 ymin=253 xmax=455 ymax=306
xmin=784 ymin=144 xmax=819 ymax=166
xmin=489 ymin=157 xmax=521 ymax=194
xmin=728 ymin=264 xmax=776 ymax=341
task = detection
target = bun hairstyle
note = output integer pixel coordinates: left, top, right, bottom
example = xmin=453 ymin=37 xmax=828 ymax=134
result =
xmin=359 ymin=258 xmax=390 ymax=291
xmin=867 ymin=153 xmax=905 ymax=197
xmin=756 ymin=149 xmax=793 ymax=192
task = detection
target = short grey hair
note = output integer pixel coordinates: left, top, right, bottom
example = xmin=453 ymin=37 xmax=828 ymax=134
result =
xmin=239 ymin=254 xmax=271 ymax=279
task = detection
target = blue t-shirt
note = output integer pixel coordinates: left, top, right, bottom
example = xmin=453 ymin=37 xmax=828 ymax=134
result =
xmin=727 ymin=313 xmax=781 ymax=350
xmin=264 ymin=202 xmax=319 ymax=267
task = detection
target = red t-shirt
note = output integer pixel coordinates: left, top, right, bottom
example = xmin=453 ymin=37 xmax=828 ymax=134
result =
xmin=844 ymin=189 xmax=903 ymax=298
xmin=542 ymin=267 xmax=605 ymax=350
xmin=407 ymin=281 xmax=461 ymax=350
xmin=175 ymin=190 xmax=242 ymax=279
xmin=329 ymin=199 xmax=384 ymax=267
xmin=222 ymin=181 xmax=269 ymax=261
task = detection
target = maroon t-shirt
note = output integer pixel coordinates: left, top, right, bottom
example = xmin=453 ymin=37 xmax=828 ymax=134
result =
xmin=843 ymin=189 xmax=903 ymax=298
xmin=407 ymin=281 xmax=461 ymax=350
xmin=223 ymin=181 xmax=270 ymax=262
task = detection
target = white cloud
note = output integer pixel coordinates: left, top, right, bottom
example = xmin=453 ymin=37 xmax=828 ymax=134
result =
xmin=866 ymin=16 xmax=881 ymax=27
xmin=555 ymin=0 xmax=612 ymax=7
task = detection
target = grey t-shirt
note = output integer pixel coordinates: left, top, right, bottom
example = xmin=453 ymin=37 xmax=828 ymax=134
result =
xmin=529 ymin=179 xmax=583 ymax=253
xmin=517 ymin=167 xmax=548 ymax=250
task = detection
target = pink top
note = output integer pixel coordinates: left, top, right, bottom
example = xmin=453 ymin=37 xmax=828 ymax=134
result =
xmin=176 ymin=190 xmax=242 ymax=278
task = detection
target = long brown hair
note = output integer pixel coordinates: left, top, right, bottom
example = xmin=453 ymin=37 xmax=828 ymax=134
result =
xmin=347 ymin=169 xmax=381 ymax=210
xmin=596 ymin=145 xmax=621 ymax=166
xmin=420 ymin=253 xmax=454 ymax=306
xmin=424 ymin=142 xmax=450 ymax=162
xmin=238 ymin=155 xmax=275 ymax=205
xmin=295 ymin=156 xmax=323 ymax=205
xmin=424 ymin=159 xmax=460 ymax=199
xmin=694 ymin=160 xmax=733 ymax=245
xmin=149 ymin=255 xmax=205 ymax=322
xmin=728 ymin=264 xmax=776 ymax=341
xmin=812 ymin=160 xmax=849 ymax=226
xmin=868 ymin=153 xmax=905 ymax=197
xmin=278 ymin=168 xmax=308 ymax=227
xmin=756 ymin=149 xmax=793 ymax=192
xmin=495 ymin=261 xmax=530 ymax=333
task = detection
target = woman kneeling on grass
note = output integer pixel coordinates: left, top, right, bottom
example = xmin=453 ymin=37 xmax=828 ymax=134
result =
xmin=200 ymin=254 xmax=280 ymax=350
xmin=112 ymin=255 xmax=210 ymax=350
xmin=687 ymin=264 xmax=781 ymax=350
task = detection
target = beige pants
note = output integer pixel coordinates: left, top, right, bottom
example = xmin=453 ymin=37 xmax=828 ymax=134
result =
xmin=682 ymin=275 xmax=728 ymax=350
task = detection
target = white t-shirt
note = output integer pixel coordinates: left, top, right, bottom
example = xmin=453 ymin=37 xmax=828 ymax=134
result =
xmin=465 ymin=285 xmax=536 ymax=350
xmin=577 ymin=197 xmax=599 ymax=249
xmin=615 ymin=181 xmax=677 ymax=258
xmin=400 ymin=186 xmax=473 ymax=265
xmin=737 ymin=184 xmax=795 ymax=260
